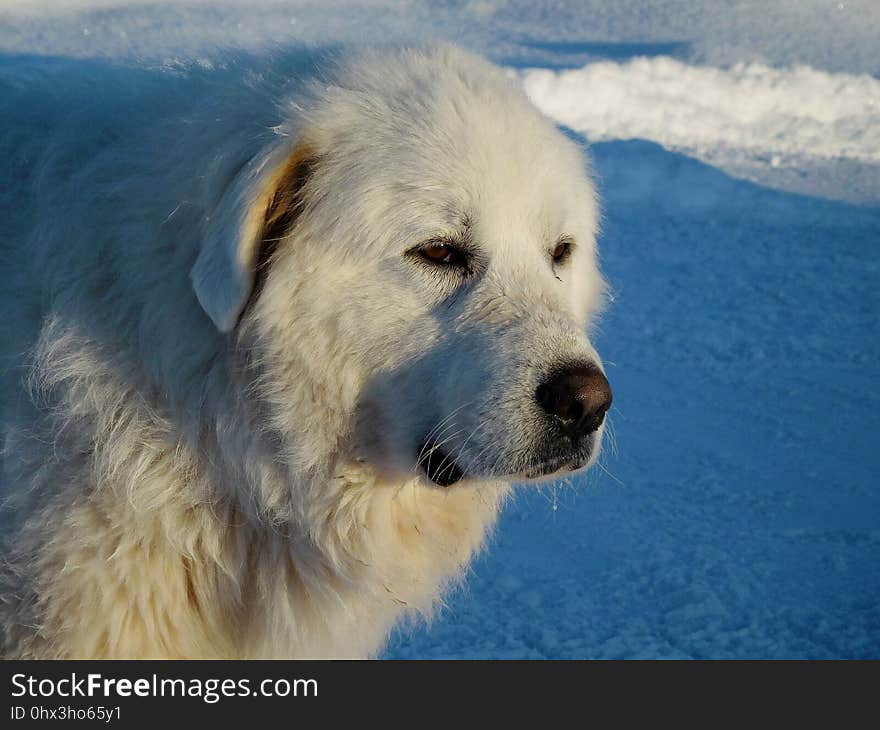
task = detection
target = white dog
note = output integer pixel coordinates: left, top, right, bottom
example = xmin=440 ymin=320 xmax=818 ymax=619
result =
xmin=0 ymin=46 xmax=610 ymax=658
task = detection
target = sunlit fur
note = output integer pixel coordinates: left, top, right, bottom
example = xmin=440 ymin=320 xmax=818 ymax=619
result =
xmin=0 ymin=46 xmax=605 ymax=658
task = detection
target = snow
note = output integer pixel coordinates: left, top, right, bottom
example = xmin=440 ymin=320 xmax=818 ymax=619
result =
xmin=522 ymin=58 xmax=880 ymax=204
xmin=2 ymin=1 xmax=879 ymax=659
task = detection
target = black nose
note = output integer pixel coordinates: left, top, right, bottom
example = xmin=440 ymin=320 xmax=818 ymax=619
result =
xmin=536 ymin=364 xmax=612 ymax=438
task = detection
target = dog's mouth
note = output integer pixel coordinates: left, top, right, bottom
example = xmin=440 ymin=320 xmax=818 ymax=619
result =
xmin=417 ymin=446 xmax=466 ymax=487
xmin=518 ymin=455 xmax=584 ymax=482
xmin=417 ymin=445 xmax=589 ymax=487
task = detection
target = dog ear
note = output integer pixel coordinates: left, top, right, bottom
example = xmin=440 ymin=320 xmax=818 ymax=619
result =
xmin=190 ymin=143 xmax=315 ymax=332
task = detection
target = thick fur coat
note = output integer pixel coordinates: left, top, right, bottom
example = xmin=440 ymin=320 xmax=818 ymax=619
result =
xmin=0 ymin=46 xmax=606 ymax=658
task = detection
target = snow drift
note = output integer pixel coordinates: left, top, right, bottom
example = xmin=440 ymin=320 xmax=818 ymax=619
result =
xmin=522 ymin=56 xmax=880 ymax=173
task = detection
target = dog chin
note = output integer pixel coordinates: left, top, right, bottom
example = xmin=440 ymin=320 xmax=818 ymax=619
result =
xmin=417 ymin=444 xmax=598 ymax=488
xmin=515 ymin=455 xmax=592 ymax=484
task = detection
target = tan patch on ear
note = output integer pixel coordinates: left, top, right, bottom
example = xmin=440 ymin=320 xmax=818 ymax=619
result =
xmin=262 ymin=143 xmax=316 ymax=244
xmin=249 ymin=143 xmax=317 ymax=306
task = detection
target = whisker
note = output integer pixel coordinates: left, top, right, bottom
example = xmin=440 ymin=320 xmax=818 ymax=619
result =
xmin=414 ymin=401 xmax=473 ymax=468
xmin=595 ymin=459 xmax=624 ymax=487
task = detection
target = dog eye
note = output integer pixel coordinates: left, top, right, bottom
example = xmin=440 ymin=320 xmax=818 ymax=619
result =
xmin=419 ymin=242 xmax=466 ymax=267
xmin=551 ymin=238 xmax=573 ymax=265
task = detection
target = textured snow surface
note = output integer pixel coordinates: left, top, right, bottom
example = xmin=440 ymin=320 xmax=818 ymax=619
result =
xmin=522 ymin=58 xmax=880 ymax=203
xmin=2 ymin=1 xmax=878 ymax=658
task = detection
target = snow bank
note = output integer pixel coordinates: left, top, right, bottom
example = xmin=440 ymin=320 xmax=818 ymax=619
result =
xmin=522 ymin=57 xmax=880 ymax=175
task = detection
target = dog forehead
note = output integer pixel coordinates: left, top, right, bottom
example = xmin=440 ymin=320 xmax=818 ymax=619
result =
xmin=366 ymin=94 xmax=588 ymax=235
xmin=314 ymin=50 xmax=572 ymax=169
xmin=300 ymin=47 xmax=597 ymax=255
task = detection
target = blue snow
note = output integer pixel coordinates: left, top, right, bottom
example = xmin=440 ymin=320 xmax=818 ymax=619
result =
xmin=386 ymin=139 xmax=880 ymax=659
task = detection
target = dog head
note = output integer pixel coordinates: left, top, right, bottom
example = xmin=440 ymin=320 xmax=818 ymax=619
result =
xmin=192 ymin=46 xmax=610 ymax=490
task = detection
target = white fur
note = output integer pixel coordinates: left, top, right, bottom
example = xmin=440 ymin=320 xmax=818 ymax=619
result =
xmin=0 ymin=46 xmax=606 ymax=658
